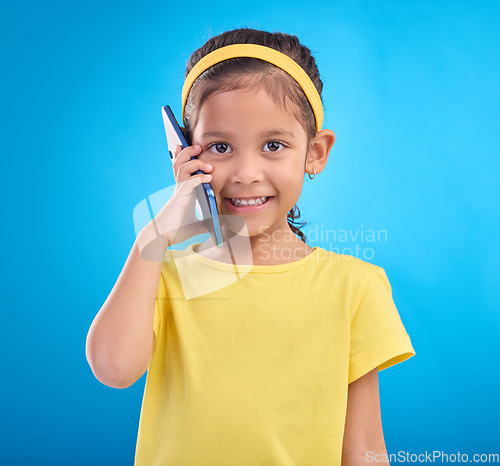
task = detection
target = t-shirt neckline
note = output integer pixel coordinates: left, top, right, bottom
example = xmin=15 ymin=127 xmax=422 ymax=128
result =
xmin=184 ymin=242 xmax=322 ymax=273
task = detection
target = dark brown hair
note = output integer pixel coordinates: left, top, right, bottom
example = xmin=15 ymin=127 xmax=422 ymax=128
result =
xmin=183 ymin=28 xmax=324 ymax=243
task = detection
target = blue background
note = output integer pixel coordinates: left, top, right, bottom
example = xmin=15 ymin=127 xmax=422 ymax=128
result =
xmin=1 ymin=0 xmax=498 ymax=464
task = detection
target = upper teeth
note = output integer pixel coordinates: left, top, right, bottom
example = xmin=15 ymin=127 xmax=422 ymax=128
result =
xmin=230 ymin=196 xmax=269 ymax=206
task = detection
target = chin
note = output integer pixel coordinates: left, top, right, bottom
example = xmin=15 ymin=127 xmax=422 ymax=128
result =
xmin=219 ymin=216 xmax=272 ymax=239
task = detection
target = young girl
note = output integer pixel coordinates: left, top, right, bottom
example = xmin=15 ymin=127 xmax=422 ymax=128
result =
xmin=86 ymin=27 xmax=415 ymax=465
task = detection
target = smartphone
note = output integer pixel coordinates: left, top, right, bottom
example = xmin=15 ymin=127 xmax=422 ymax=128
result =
xmin=161 ymin=105 xmax=223 ymax=248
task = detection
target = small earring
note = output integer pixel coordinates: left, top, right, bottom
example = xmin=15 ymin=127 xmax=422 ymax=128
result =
xmin=308 ymin=168 xmax=317 ymax=180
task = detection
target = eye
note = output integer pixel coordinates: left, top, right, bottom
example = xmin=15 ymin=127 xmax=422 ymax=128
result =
xmin=208 ymin=142 xmax=233 ymax=154
xmin=262 ymin=141 xmax=285 ymax=152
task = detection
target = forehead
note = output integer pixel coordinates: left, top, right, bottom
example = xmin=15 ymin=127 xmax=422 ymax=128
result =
xmin=193 ymin=86 xmax=304 ymax=136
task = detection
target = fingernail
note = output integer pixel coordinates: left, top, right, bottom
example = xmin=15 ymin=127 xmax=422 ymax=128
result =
xmin=206 ymin=163 xmax=213 ymax=169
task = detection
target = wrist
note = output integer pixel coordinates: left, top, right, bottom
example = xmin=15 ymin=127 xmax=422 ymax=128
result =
xmin=136 ymin=219 xmax=171 ymax=262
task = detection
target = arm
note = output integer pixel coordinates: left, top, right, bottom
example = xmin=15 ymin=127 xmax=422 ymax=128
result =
xmin=85 ymin=221 xmax=165 ymax=389
xmin=342 ymin=368 xmax=389 ymax=465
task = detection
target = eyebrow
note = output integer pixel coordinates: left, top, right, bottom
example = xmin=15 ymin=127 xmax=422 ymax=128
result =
xmin=200 ymin=129 xmax=296 ymax=139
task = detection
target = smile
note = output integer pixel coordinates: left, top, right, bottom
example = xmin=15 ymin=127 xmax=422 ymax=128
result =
xmin=224 ymin=196 xmax=274 ymax=212
xmin=230 ymin=196 xmax=269 ymax=206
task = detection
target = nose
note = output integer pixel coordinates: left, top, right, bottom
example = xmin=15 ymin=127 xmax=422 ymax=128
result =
xmin=229 ymin=151 xmax=265 ymax=185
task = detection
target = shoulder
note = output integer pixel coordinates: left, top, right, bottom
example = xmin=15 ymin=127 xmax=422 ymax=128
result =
xmin=313 ymin=246 xmax=383 ymax=281
xmin=306 ymin=248 xmax=392 ymax=312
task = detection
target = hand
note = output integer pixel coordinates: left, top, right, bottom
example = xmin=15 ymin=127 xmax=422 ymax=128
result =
xmin=137 ymin=144 xmax=214 ymax=261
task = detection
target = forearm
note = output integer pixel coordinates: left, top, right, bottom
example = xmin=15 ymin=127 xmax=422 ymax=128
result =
xmin=86 ymin=221 xmax=166 ymax=388
xmin=342 ymin=448 xmax=389 ymax=465
xmin=342 ymin=369 xmax=388 ymax=465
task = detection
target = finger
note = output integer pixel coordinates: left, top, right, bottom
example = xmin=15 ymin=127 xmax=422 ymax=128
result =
xmin=183 ymin=172 xmax=212 ymax=189
xmin=172 ymin=144 xmax=202 ymax=176
xmin=171 ymin=173 xmax=212 ymax=209
xmin=176 ymin=159 xmax=213 ymax=182
xmin=173 ymin=144 xmax=202 ymax=166
xmin=176 ymin=172 xmax=212 ymax=194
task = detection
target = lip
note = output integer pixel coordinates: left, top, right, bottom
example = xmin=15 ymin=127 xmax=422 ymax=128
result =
xmin=225 ymin=195 xmax=271 ymax=200
xmin=223 ymin=196 xmax=274 ymax=213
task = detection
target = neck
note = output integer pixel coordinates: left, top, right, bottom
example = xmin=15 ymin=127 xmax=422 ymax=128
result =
xmin=195 ymin=221 xmax=313 ymax=266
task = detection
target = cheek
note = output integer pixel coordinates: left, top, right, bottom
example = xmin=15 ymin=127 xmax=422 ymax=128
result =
xmin=279 ymin=164 xmax=305 ymax=186
xmin=208 ymin=167 xmax=224 ymax=192
xmin=284 ymin=165 xmax=306 ymax=198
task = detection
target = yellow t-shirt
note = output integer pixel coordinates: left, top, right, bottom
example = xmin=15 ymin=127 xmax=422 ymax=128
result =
xmin=134 ymin=244 xmax=415 ymax=465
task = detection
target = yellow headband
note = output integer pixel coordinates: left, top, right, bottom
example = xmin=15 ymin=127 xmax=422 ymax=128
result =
xmin=181 ymin=43 xmax=323 ymax=132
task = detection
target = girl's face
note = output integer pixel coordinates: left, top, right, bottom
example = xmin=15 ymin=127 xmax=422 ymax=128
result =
xmin=191 ymin=86 xmax=310 ymax=242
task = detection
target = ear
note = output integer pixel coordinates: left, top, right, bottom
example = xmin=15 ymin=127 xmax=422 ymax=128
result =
xmin=305 ymin=129 xmax=336 ymax=176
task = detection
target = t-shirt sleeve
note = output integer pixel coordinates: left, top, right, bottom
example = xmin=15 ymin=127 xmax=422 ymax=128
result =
xmin=348 ymin=266 xmax=415 ymax=384
xmin=147 ymin=271 xmax=167 ymax=373
xmin=153 ymin=297 xmax=161 ymax=343
xmin=153 ymin=271 xmax=167 ymax=343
